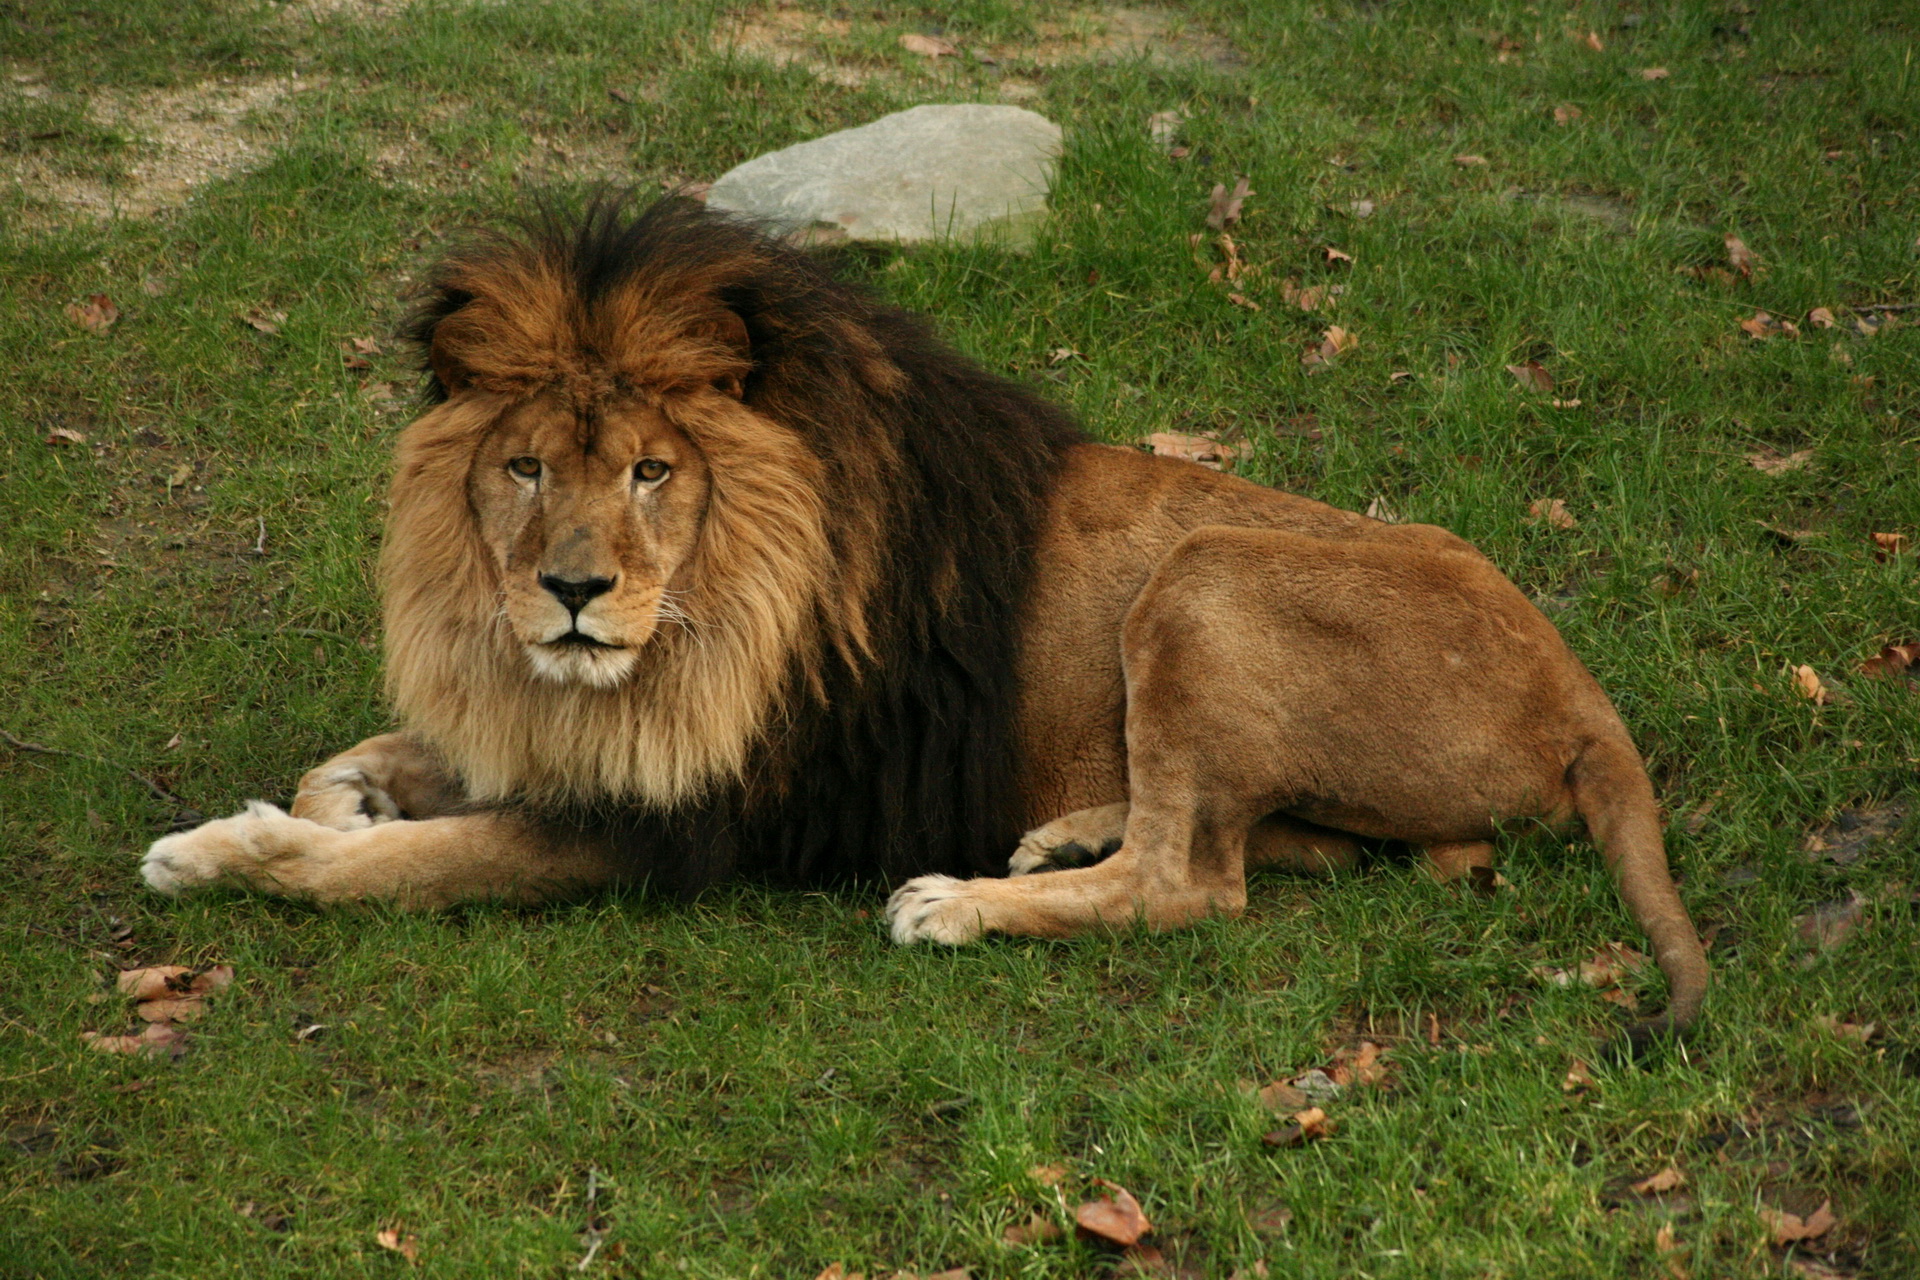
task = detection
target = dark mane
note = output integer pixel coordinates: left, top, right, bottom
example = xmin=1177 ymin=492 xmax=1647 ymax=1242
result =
xmin=398 ymin=193 xmax=1085 ymax=892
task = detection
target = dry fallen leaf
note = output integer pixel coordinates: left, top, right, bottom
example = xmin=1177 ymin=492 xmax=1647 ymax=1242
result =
xmin=1003 ymin=1213 xmax=1064 ymax=1246
xmin=1808 ymin=306 xmax=1836 ymax=329
xmin=65 ymin=293 xmax=120 ymax=334
xmin=1147 ymin=110 xmax=1185 ymax=154
xmin=1814 ymin=1014 xmax=1876 ymax=1042
xmin=1227 ymin=292 xmax=1261 ymax=311
xmin=135 ymin=997 xmax=209 ymax=1024
xmin=1453 ymin=154 xmax=1488 ymax=167
xmin=1631 ymin=1164 xmax=1687 ymax=1195
xmin=45 ymin=427 xmax=89 ymax=446
xmin=1142 ymin=431 xmax=1236 ymax=470
xmin=1027 ymin=1162 xmax=1070 ymax=1187
xmin=1760 ymin=1200 xmax=1835 ymax=1245
xmin=1049 ymin=347 xmax=1080 ymax=364
xmin=376 ymin=1229 xmax=421 ymax=1263
xmin=1725 ymin=234 xmax=1756 ymax=277
xmin=1796 ymin=889 xmax=1868 ymax=949
xmin=1550 ymin=398 xmax=1583 ymax=409
xmin=1655 ymin=1222 xmax=1690 ymax=1280
xmin=1639 ymin=66 xmax=1670 ymax=80
xmin=1364 ymin=496 xmax=1400 ymax=523
xmin=1347 ymin=198 xmax=1375 ymax=218
xmin=1553 ymin=104 xmax=1582 ymax=126
xmin=243 ymin=308 xmax=287 ymax=336
xmin=1074 ymin=1181 xmax=1152 ymax=1246
xmin=899 ymin=33 xmax=958 ymax=57
xmin=83 ymin=1020 xmax=188 ymax=1059
xmin=1527 ymin=498 xmax=1578 ymax=530
xmin=1859 ymin=641 xmax=1920 ymax=679
xmin=1747 ymin=448 xmax=1814 ymax=475
xmin=1583 ymin=30 xmax=1605 ymax=51
xmin=1505 ymin=361 xmax=1553 ymax=393
xmin=1563 ymin=1059 xmax=1596 ymax=1093
xmin=1740 ymin=310 xmax=1799 ymax=339
xmin=1869 ymin=531 xmax=1909 ymax=560
xmin=1261 ymin=1107 xmax=1332 ymax=1149
xmin=1256 ymin=1080 xmax=1310 ymax=1112
xmin=1207 ymin=177 xmax=1254 ymax=230
xmin=1323 ymin=246 xmax=1352 ymax=264
xmin=1792 ymin=664 xmax=1831 ymax=705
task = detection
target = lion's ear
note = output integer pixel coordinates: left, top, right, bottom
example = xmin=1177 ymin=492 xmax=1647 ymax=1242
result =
xmin=423 ymin=305 xmax=480 ymax=395
xmin=707 ymin=308 xmax=749 ymax=399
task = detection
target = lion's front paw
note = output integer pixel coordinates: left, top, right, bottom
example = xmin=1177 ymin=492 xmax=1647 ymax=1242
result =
xmin=886 ymin=874 xmax=992 ymax=945
xmin=290 ymin=763 xmax=400 ymax=831
xmin=141 ymin=802 xmax=306 ymax=896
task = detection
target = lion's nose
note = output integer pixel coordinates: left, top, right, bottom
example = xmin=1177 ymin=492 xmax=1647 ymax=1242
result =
xmin=539 ymin=573 xmax=616 ymax=615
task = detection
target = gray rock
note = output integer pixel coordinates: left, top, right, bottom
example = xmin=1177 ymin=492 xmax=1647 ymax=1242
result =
xmin=706 ymin=104 xmax=1061 ymax=246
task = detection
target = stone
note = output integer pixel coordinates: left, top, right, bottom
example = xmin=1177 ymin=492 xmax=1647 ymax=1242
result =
xmin=705 ymin=104 xmax=1062 ymax=246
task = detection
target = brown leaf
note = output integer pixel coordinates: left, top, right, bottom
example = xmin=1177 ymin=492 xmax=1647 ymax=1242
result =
xmin=814 ymin=1267 xmax=848 ymax=1280
xmin=1003 ymin=1213 xmax=1063 ymax=1246
xmin=1330 ymin=1041 xmax=1391 ymax=1088
xmin=1630 ymin=1164 xmax=1687 ymax=1195
xmin=1142 ymin=432 xmax=1236 ymax=470
xmin=1553 ymin=104 xmax=1582 ymax=126
xmin=1791 ymin=664 xmax=1830 ymax=705
xmin=1227 ymin=293 xmax=1261 ymax=312
xmin=1147 ymin=110 xmax=1185 ymax=153
xmin=1725 ymin=234 xmax=1756 ymax=277
xmin=1027 ymin=1162 xmax=1070 ymax=1187
xmin=376 ymin=1229 xmax=421 ymax=1263
xmin=1807 ymin=306 xmax=1836 ymax=329
xmin=1760 ymin=1200 xmax=1835 ymax=1245
xmin=135 ymin=997 xmax=208 ymax=1023
xmin=1453 ymin=154 xmax=1488 ymax=167
xmin=1655 ymin=1223 xmax=1691 ymax=1280
xmin=1583 ymin=30 xmax=1605 ymax=51
xmin=1292 ymin=286 xmax=1326 ymax=312
xmin=83 ymin=1021 xmax=188 ymax=1059
xmin=1527 ymin=498 xmax=1578 ymax=530
xmin=1869 ymin=531 xmax=1909 ymax=560
xmin=1505 ymin=361 xmax=1553 ymax=393
xmin=1207 ymin=177 xmax=1253 ymax=230
xmin=45 ymin=426 xmax=89 ymax=445
xmin=1814 ymin=1014 xmax=1876 ymax=1042
xmin=1256 ymin=1081 xmax=1310 ymax=1112
xmin=65 ymin=293 xmax=120 ymax=334
xmin=242 ymin=308 xmax=287 ymax=336
xmin=1859 ymin=641 xmax=1920 ymax=679
xmin=1562 ymin=1059 xmax=1596 ymax=1093
xmin=1578 ymin=941 xmax=1650 ymax=987
xmin=1261 ymin=1104 xmax=1334 ymax=1149
xmin=1747 ymin=448 xmax=1813 ymax=475
xmin=1639 ymin=66 xmax=1670 ymax=80
xmin=899 ymin=33 xmax=958 ymax=57
xmin=607 ymin=86 xmax=633 ymax=104
xmin=1074 ymin=1181 xmax=1152 ymax=1246
xmin=1323 ymin=246 xmax=1352 ymax=264
xmin=1347 ymin=198 xmax=1375 ymax=218
xmin=1549 ymin=398 xmax=1583 ymax=409
xmin=1796 ymin=889 xmax=1867 ymax=949
xmin=1740 ymin=310 xmax=1798 ymax=339
xmin=116 ymin=965 xmax=194 ymax=1000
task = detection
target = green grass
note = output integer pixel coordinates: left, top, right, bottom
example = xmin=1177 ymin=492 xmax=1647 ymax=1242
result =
xmin=4 ymin=0 xmax=1919 ymax=1275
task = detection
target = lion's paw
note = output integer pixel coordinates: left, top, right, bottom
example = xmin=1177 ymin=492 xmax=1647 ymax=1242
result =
xmin=886 ymin=875 xmax=989 ymax=945
xmin=1008 ymin=805 xmax=1127 ymax=877
xmin=290 ymin=763 xmax=400 ymax=831
xmin=141 ymin=802 xmax=299 ymax=896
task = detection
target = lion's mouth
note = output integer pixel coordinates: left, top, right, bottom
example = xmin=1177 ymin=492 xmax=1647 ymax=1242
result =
xmin=546 ymin=631 xmax=626 ymax=651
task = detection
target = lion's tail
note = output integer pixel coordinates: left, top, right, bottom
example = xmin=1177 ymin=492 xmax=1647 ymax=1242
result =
xmin=1570 ymin=737 xmax=1710 ymax=1055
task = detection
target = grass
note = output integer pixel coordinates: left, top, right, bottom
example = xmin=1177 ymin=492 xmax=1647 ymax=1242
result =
xmin=3 ymin=0 xmax=1919 ymax=1275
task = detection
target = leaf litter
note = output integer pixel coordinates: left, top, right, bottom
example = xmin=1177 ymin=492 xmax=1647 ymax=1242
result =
xmin=1206 ymin=177 xmax=1252 ymax=230
xmin=1074 ymin=1180 xmax=1152 ymax=1246
xmin=84 ymin=963 xmax=234 ymax=1058
xmin=65 ymin=293 xmax=120 ymax=334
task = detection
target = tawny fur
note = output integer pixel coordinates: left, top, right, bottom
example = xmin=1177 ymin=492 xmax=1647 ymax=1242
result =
xmin=141 ymin=197 xmax=1708 ymax=1044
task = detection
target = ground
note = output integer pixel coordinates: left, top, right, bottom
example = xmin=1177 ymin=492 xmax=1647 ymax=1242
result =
xmin=2 ymin=1 xmax=1918 ymax=1276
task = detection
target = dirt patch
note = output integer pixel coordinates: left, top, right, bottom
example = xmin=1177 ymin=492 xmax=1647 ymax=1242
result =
xmin=5 ymin=76 xmax=311 ymax=220
xmin=711 ymin=5 xmax=1241 ymax=92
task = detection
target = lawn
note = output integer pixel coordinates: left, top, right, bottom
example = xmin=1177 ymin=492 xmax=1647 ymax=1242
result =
xmin=3 ymin=0 xmax=1918 ymax=1276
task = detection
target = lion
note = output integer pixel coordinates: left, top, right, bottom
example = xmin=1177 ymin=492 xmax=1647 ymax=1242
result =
xmin=142 ymin=195 xmax=1707 ymax=1045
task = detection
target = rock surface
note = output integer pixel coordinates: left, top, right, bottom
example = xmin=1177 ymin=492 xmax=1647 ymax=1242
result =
xmin=705 ymin=104 xmax=1061 ymax=245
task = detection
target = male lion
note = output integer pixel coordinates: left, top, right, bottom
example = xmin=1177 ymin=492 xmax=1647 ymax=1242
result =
xmin=143 ymin=196 xmax=1707 ymax=1043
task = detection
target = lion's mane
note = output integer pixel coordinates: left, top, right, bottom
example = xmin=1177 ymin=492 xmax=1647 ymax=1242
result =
xmin=385 ymin=195 xmax=1082 ymax=890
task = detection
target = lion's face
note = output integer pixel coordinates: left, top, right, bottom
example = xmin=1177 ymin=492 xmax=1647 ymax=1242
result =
xmin=470 ymin=391 xmax=711 ymax=688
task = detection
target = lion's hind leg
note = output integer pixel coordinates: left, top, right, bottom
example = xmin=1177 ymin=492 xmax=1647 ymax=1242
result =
xmin=1009 ymin=802 xmax=1128 ymax=876
xmin=291 ymin=732 xmax=465 ymax=831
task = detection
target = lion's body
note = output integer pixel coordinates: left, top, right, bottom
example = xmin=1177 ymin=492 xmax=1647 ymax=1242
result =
xmin=142 ymin=197 xmax=1707 ymax=1042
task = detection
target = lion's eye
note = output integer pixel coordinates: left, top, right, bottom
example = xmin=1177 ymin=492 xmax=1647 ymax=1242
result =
xmin=634 ymin=458 xmax=671 ymax=485
xmin=508 ymin=456 xmax=542 ymax=480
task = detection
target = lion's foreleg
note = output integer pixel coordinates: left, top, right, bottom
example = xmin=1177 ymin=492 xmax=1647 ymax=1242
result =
xmin=142 ymin=805 xmax=615 ymax=907
xmin=291 ymin=732 xmax=466 ymax=830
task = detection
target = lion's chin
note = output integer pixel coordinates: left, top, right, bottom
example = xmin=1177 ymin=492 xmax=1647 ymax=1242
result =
xmin=524 ymin=636 xmax=643 ymax=688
